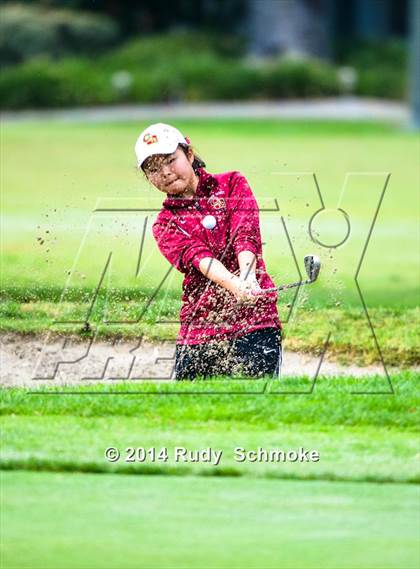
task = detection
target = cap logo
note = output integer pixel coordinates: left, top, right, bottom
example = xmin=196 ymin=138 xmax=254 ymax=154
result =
xmin=143 ymin=133 xmax=158 ymax=145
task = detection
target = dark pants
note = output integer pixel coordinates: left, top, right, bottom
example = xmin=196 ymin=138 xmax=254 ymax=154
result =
xmin=174 ymin=327 xmax=282 ymax=380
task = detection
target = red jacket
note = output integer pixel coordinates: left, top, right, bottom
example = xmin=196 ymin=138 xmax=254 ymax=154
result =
xmin=152 ymin=168 xmax=280 ymax=345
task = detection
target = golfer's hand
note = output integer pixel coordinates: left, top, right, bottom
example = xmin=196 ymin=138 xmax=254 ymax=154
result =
xmin=240 ymin=271 xmax=263 ymax=297
xmin=238 ymin=271 xmax=278 ymax=302
xmin=198 ymin=258 xmax=262 ymax=302
xmin=230 ymin=275 xmax=261 ymax=303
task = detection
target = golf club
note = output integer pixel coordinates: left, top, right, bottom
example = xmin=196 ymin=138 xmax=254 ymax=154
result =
xmin=254 ymin=254 xmax=321 ymax=295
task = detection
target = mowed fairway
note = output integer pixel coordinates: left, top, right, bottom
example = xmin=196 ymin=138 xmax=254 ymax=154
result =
xmin=2 ymin=471 xmax=419 ymax=569
xmin=1 ymin=375 xmax=419 ymax=568
xmin=1 ymin=119 xmax=419 ymax=305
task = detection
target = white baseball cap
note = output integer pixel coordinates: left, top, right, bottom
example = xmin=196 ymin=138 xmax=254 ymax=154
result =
xmin=134 ymin=123 xmax=189 ymax=168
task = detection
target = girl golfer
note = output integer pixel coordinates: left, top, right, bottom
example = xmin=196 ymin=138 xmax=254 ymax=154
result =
xmin=135 ymin=123 xmax=281 ymax=380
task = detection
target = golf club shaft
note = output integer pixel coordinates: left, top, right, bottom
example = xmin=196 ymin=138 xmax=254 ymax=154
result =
xmin=250 ymin=254 xmax=320 ymax=296
xmin=255 ymin=278 xmax=312 ymax=295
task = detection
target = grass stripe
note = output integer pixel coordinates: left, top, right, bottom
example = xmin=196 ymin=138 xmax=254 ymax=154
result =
xmin=1 ymin=462 xmax=418 ymax=485
xmin=2 ymin=373 xmax=419 ymax=429
xmin=2 ymin=415 xmax=418 ymax=484
xmin=2 ymin=471 xmax=419 ymax=569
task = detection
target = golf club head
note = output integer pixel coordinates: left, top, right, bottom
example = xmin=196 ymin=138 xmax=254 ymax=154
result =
xmin=304 ymin=255 xmax=321 ymax=283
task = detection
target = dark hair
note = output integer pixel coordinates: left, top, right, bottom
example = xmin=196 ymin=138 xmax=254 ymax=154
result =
xmin=141 ymin=143 xmax=206 ymax=175
xmin=179 ymin=143 xmax=206 ymax=173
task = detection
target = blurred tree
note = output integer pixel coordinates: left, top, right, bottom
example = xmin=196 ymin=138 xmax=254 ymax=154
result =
xmin=22 ymin=0 xmax=248 ymax=35
xmin=353 ymin=0 xmax=392 ymax=38
xmin=0 ymin=3 xmax=119 ymax=65
xmin=247 ymin=0 xmax=331 ymax=60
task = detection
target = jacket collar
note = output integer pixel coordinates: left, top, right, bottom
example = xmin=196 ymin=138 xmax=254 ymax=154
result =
xmin=163 ymin=168 xmax=218 ymax=209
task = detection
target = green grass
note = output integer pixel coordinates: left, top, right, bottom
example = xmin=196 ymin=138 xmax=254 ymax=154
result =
xmin=2 ymin=471 xmax=419 ymax=569
xmin=2 ymin=374 xmax=419 ymax=568
xmin=1 ymin=301 xmax=418 ymax=365
xmin=1 ymin=119 xmax=419 ymax=306
xmin=2 ymin=119 xmax=419 ymax=367
xmin=1 ymin=415 xmax=418 ymax=483
xmin=1 ymin=374 xmax=419 ymax=483
xmin=2 ymin=119 xmax=418 ymax=568
xmin=2 ymin=374 xmax=418 ymax=427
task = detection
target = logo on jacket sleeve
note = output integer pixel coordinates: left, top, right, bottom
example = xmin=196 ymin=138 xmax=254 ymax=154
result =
xmin=208 ymin=196 xmax=226 ymax=210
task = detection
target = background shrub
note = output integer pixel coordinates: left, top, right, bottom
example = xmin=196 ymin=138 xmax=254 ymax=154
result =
xmin=101 ymin=32 xmax=246 ymax=70
xmin=356 ymin=68 xmax=406 ymax=99
xmin=169 ymin=55 xmax=261 ymax=101
xmin=0 ymin=3 xmax=119 ymax=66
xmin=260 ymin=58 xmax=340 ymax=98
xmin=0 ymin=58 xmax=115 ymax=108
xmin=336 ymin=39 xmax=407 ymax=99
xmin=0 ymin=31 xmax=406 ymax=109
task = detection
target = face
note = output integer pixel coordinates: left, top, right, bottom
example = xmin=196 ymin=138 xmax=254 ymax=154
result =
xmin=142 ymin=146 xmax=198 ymax=197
